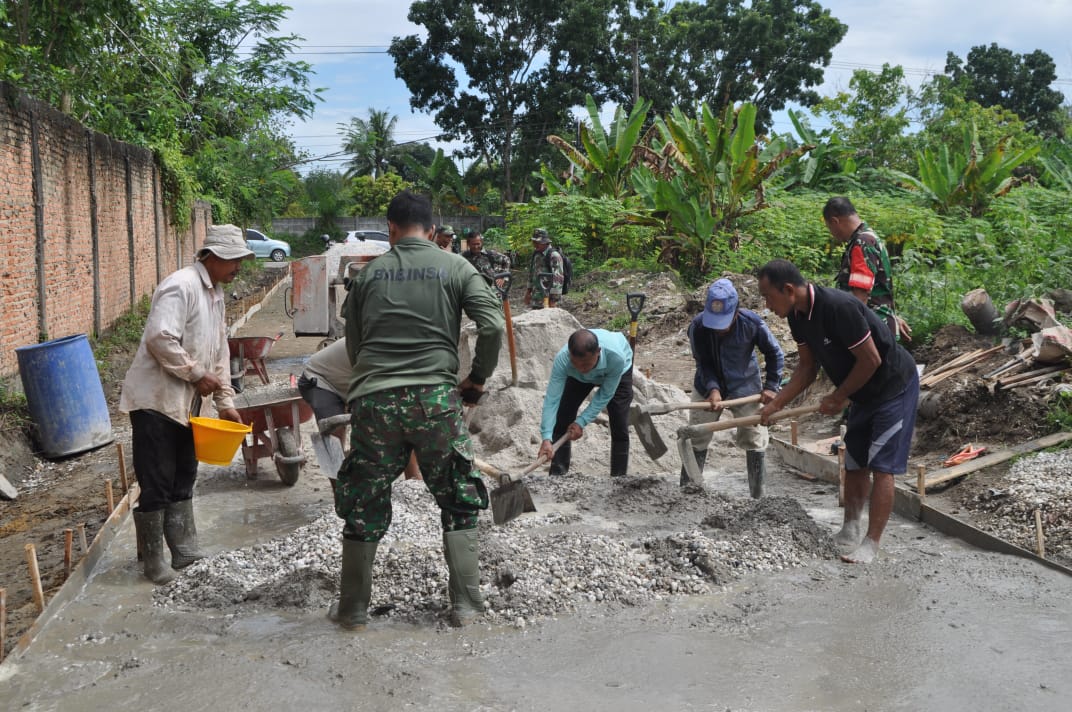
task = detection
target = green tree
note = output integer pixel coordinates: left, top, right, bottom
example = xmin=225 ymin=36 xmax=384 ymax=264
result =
xmin=403 ymin=149 xmax=471 ymax=219
xmin=941 ymin=44 xmax=1065 ymax=136
xmin=611 ymin=0 xmax=847 ymax=131
xmin=302 ymin=169 xmax=350 ymax=234
xmin=351 ymin=173 xmax=412 ymax=217
xmin=811 ymin=63 xmax=913 ymax=171
xmin=341 ymin=108 xmax=399 ymax=178
xmin=389 ymin=0 xmax=630 ymax=202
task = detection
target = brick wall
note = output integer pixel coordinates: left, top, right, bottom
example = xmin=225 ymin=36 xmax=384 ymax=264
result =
xmin=0 ymin=82 xmax=210 ymax=377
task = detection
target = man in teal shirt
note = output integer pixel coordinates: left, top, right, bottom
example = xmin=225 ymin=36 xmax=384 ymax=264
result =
xmin=537 ymin=328 xmax=634 ymax=477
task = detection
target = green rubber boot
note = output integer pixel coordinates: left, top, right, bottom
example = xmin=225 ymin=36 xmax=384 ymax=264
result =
xmin=746 ymin=450 xmax=766 ymax=499
xmin=163 ymin=499 xmax=206 ymax=569
xmin=328 ymin=539 xmax=378 ymax=630
xmin=133 ymin=509 xmax=175 ymax=585
xmin=443 ymin=529 xmax=484 ymax=627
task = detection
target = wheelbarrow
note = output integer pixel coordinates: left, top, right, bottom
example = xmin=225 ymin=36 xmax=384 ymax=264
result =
xmin=228 ymin=332 xmax=284 ymax=389
xmin=232 ymin=388 xmax=314 ymax=486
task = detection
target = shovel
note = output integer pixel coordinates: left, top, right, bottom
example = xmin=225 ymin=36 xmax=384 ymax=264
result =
xmin=310 ymin=413 xmax=350 ymax=477
xmin=493 ymin=271 xmax=518 ymax=386
xmin=631 ymin=394 xmax=762 ymax=461
xmin=473 ymin=434 xmax=569 ymax=525
xmin=626 ymin=292 xmax=646 ymax=351
xmin=677 ymin=404 xmax=821 ymax=484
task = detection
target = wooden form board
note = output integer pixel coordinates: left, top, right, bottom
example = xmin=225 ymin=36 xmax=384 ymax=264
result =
xmin=909 ymin=431 xmax=1072 ymax=491
xmin=769 ymin=436 xmax=1072 ymax=578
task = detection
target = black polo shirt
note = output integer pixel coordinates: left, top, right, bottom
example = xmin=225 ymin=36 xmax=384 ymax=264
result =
xmin=788 ymin=284 xmax=916 ymax=404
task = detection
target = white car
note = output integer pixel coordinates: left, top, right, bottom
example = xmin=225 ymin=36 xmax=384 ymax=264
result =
xmin=344 ymin=230 xmax=390 ymax=243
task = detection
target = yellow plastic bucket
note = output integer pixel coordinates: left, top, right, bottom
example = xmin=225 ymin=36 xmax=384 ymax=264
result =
xmin=190 ymin=416 xmax=252 ymax=465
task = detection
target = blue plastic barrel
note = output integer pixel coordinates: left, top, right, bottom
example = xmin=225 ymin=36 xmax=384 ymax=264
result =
xmin=16 ymin=334 xmax=114 ymax=458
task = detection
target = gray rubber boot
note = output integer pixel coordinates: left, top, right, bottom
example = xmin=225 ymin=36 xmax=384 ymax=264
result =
xmin=133 ymin=509 xmax=175 ymax=585
xmin=163 ymin=499 xmax=206 ymax=569
xmin=680 ymin=449 xmax=707 ymax=486
xmin=746 ymin=450 xmax=766 ymax=499
xmin=328 ymin=539 xmax=378 ymax=630
xmin=444 ymin=529 xmax=484 ymax=627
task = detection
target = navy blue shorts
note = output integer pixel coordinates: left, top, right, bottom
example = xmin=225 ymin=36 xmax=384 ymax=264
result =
xmin=844 ymin=369 xmax=919 ymax=475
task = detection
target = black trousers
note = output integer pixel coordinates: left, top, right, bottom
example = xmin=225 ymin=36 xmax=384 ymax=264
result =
xmin=551 ymin=369 xmax=633 ymax=476
xmin=130 ymin=409 xmax=198 ymax=512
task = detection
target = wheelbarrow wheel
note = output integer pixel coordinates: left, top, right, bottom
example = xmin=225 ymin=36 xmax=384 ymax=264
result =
xmin=275 ymin=427 xmax=302 ymax=486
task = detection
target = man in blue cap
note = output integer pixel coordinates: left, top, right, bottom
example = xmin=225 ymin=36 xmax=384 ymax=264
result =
xmin=683 ymin=278 xmax=784 ymax=496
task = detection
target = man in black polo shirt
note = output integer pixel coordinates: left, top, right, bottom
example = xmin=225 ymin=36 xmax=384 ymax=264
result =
xmin=756 ymin=259 xmax=919 ymax=564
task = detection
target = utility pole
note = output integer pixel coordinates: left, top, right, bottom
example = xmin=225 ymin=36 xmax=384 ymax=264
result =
xmin=632 ymin=38 xmax=640 ymax=105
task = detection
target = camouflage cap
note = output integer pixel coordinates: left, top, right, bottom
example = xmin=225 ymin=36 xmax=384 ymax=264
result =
xmin=532 ymin=228 xmax=550 ymax=242
xmin=438 ymin=224 xmax=456 ymax=236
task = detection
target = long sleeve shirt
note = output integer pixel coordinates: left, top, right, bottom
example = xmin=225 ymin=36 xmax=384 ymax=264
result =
xmin=540 ymin=329 xmax=633 ymax=439
xmin=344 ymin=236 xmax=504 ymax=399
xmin=119 ymin=261 xmax=235 ymax=425
xmin=689 ymin=309 xmax=784 ymax=400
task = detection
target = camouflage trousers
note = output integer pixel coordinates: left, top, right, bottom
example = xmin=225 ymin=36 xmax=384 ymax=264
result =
xmin=333 ymin=384 xmax=488 ymax=542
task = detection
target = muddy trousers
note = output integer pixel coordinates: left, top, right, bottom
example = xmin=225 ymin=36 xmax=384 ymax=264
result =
xmin=551 ymin=369 xmax=633 ymax=477
xmin=129 ymin=409 xmax=198 ymax=513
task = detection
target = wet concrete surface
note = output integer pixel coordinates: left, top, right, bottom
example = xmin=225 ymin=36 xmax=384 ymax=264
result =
xmin=3 ymin=280 xmax=1072 ymax=711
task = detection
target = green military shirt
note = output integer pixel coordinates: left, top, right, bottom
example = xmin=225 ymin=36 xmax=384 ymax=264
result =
xmin=344 ymin=236 xmax=504 ymax=400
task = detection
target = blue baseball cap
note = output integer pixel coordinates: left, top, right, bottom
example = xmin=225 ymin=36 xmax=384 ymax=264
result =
xmin=702 ymin=278 xmax=738 ymax=330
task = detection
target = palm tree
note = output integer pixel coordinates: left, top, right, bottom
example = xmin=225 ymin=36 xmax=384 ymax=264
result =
xmin=340 ymin=109 xmax=399 ymax=179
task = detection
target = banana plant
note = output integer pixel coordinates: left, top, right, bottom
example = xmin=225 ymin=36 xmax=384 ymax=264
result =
xmin=890 ymin=122 xmax=1039 ymax=216
xmin=779 ymin=108 xmax=858 ymax=190
xmin=1039 ymin=138 xmax=1072 ymax=192
xmin=627 ymin=101 xmax=805 ymax=275
xmin=542 ymin=94 xmax=653 ymax=200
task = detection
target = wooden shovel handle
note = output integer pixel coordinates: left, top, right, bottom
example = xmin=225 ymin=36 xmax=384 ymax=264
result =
xmin=523 ymin=433 xmax=570 ymax=475
xmin=642 ymin=393 xmax=761 ymax=416
xmin=685 ymin=403 xmax=821 ymax=437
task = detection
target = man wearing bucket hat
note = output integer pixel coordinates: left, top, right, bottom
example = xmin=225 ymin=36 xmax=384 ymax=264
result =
xmin=683 ymin=278 xmax=784 ymax=496
xmin=119 ymin=224 xmax=252 ymax=584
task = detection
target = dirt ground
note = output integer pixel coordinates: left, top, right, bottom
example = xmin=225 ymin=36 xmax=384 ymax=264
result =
xmin=1 ymin=263 xmax=1069 ymax=661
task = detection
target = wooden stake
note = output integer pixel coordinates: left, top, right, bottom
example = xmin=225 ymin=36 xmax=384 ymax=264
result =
xmin=24 ymin=543 xmax=45 ymax=613
xmin=116 ymin=442 xmax=129 ymax=494
xmin=790 ymin=420 xmax=799 ymax=446
xmin=917 ymin=465 xmax=926 ymax=502
xmin=0 ymin=587 xmax=6 ymax=664
xmin=105 ymin=478 xmax=114 ymax=514
xmin=1034 ymin=509 xmax=1046 ymax=558
xmin=837 ymin=445 xmax=846 ymax=508
xmin=78 ymin=523 xmax=88 ymax=554
xmin=64 ymin=528 xmax=74 ymax=579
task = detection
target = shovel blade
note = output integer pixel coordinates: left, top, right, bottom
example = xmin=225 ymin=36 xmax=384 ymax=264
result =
xmin=310 ymin=432 xmax=344 ymax=476
xmin=490 ymin=478 xmax=536 ymax=525
xmin=631 ymin=407 xmax=668 ymax=460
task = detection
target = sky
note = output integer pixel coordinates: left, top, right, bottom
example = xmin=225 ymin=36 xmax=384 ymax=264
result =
xmin=275 ymin=0 xmax=1072 ymax=174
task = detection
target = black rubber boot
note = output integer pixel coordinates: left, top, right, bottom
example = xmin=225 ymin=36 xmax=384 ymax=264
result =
xmin=163 ymin=499 xmax=206 ymax=569
xmin=680 ymin=449 xmax=707 ymax=486
xmin=549 ymin=438 xmax=570 ymax=477
xmin=133 ymin=509 xmax=175 ymax=585
xmin=444 ymin=529 xmax=484 ymax=627
xmin=746 ymin=450 xmax=766 ymax=499
xmin=609 ymin=441 xmax=629 ymax=477
xmin=328 ymin=538 xmax=378 ymax=630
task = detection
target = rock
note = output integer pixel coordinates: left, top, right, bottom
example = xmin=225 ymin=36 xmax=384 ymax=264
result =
xmin=0 ymin=472 xmax=17 ymax=500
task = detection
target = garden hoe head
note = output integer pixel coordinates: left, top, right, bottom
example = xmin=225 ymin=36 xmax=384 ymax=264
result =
xmin=630 ymin=403 xmax=668 ymax=460
xmin=677 ymin=432 xmax=704 ymax=485
xmin=474 ymin=458 xmax=536 ymax=525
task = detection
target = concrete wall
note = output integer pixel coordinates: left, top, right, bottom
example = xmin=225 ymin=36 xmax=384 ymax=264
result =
xmin=0 ymin=81 xmax=210 ymax=376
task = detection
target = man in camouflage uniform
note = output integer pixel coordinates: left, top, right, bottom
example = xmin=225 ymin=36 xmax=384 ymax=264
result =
xmin=824 ymin=197 xmax=912 ymax=342
xmin=330 ymin=190 xmax=504 ymax=630
xmin=525 ymin=227 xmax=563 ymax=308
xmin=461 ymin=231 xmax=510 ymax=288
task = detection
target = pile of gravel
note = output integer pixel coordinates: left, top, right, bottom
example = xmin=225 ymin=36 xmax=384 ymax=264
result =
xmin=965 ymin=449 xmax=1072 ymax=563
xmin=155 ymin=478 xmax=833 ymax=628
